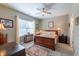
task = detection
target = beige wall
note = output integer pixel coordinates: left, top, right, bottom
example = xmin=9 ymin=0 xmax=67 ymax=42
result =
xmin=41 ymin=15 xmax=70 ymax=36
xmin=35 ymin=19 xmax=42 ymax=32
xmin=69 ymin=4 xmax=79 ymax=55
xmin=0 ymin=5 xmax=37 ymax=42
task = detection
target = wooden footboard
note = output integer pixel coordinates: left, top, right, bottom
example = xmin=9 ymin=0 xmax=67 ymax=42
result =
xmin=34 ymin=36 xmax=55 ymax=50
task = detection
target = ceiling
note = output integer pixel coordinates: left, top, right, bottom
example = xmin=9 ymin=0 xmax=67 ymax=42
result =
xmin=1 ymin=3 xmax=71 ymax=19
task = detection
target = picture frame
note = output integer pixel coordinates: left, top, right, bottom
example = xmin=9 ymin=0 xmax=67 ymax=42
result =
xmin=48 ymin=21 xmax=54 ymax=28
xmin=0 ymin=18 xmax=13 ymax=28
xmin=75 ymin=17 xmax=79 ymax=25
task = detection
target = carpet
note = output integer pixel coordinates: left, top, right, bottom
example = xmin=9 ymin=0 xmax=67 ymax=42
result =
xmin=25 ymin=45 xmax=65 ymax=56
xmin=26 ymin=45 xmax=48 ymax=56
xmin=25 ymin=42 xmax=73 ymax=56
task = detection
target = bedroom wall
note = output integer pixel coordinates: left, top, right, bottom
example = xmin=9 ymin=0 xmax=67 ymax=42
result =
xmin=0 ymin=5 xmax=37 ymax=43
xmin=41 ymin=15 xmax=70 ymax=36
xmin=69 ymin=4 xmax=79 ymax=55
xmin=35 ymin=19 xmax=42 ymax=32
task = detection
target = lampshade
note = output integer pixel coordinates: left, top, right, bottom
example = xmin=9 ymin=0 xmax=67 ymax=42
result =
xmin=57 ymin=28 xmax=62 ymax=35
xmin=0 ymin=23 xmax=6 ymax=30
xmin=57 ymin=28 xmax=61 ymax=30
xmin=39 ymin=30 xmax=43 ymax=33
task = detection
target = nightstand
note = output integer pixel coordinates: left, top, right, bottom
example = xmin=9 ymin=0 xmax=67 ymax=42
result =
xmin=59 ymin=34 xmax=68 ymax=44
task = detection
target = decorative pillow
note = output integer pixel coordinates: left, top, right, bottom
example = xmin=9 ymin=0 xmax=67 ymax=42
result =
xmin=40 ymin=31 xmax=56 ymax=37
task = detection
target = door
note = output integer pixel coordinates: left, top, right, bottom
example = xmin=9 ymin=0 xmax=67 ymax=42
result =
xmin=74 ymin=25 xmax=79 ymax=55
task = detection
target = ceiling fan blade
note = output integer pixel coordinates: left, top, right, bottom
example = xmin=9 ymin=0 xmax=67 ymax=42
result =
xmin=42 ymin=3 xmax=55 ymax=10
xmin=47 ymin=12 xmax=52 ymax=14
xmin=37 ymin=8 xmax=41 ymax=11
xmin=37 ymin=8 xmax=44 ymax=12
xmin=35 ymin=12 xmax=41 ymax=15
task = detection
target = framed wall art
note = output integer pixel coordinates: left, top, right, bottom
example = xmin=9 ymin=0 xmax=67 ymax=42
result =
xmin=48 ymin=21 xmax=54 ymax=28
xmin=0 ymin=18 xmax=13 ymax=28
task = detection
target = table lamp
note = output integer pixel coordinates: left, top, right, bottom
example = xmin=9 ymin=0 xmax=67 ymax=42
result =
xmin=57 ymin=28 xmax=62 ymax=35
xmin=0 ymin=23 xmax=6 ymax=42
xmin=0 ymin=23 xmax=6 ymax=30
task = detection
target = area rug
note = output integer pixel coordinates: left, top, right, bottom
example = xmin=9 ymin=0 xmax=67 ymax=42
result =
xmin=25 ymin=45 xmax=65 ymax=56
xmin=26 ymin=45 xmax=48 ymax=56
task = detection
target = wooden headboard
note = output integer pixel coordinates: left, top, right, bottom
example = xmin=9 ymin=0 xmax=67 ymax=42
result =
xmin=44 ymin=30 xmax=58 ymax=35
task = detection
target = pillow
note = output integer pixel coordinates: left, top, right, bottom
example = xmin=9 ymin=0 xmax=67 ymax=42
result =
xmin=50 ymin=32 xmax=56 ymax=35
xmin=41 ymin=32 xmax=56 ymax=36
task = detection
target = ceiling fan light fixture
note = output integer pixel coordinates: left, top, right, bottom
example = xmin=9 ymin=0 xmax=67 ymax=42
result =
xmin=36 ymin=4 xmax=54 ymax=16
xmin=42 ymin=12 xmax=46 ymax=16
xmin=42 ymin=12 xmax=45 ymax=15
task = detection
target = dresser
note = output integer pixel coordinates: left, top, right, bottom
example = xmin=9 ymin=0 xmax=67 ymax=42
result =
xmin=0 ymin=33 xmax=7 ymax=45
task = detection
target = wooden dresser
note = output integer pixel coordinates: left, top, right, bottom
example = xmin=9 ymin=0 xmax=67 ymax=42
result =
xmin=0 ymin=33 xmax=7 ymax=45
xmin=34 ymin=36 xmax=55 ymax=50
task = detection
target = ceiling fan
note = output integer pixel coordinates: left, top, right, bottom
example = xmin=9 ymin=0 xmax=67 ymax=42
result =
xmin=36 ymin=3 xmax=55 ymax=16
xmin=36 ymin=8 xmax=52 ymax=16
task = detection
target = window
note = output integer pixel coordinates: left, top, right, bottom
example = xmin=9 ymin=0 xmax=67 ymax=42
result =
xmin=19 ymin=18 xmax=35 ymax=36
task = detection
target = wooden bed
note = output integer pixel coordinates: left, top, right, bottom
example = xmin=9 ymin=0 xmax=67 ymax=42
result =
xmin=34 ymin=30 xmax=59 ymax=50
